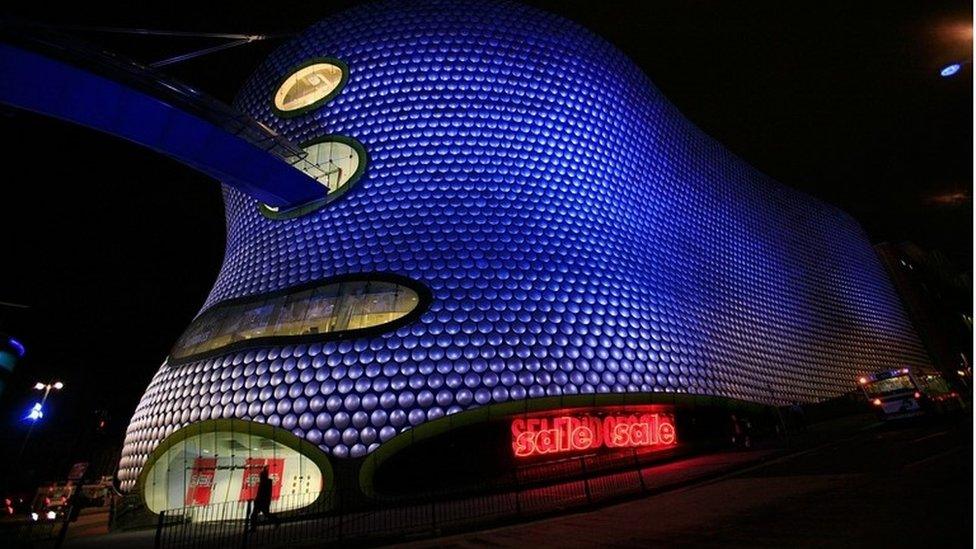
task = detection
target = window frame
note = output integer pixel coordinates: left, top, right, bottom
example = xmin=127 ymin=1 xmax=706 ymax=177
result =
xmin=258 ymin=135 xmax=369 ymax=220
xmin=270 ymin=57 xmax=349 ymax=118
xmin=137 ymin=418 xmax=336 ymax=514
xmin=168 ymin=273 xmax=431 ymax=365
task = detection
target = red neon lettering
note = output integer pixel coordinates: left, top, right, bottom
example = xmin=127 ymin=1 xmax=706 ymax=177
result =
xmin=590 ymin=417 xmax=604 ymax=447
xmin=659 ymin=420 xmax=676 ymax=445
xmin=630 ymin=419 xmax=647 ymax=445
xmin=511 ymin=408 xmax=678 ymax=458
xmin=573 ymin=424 xmax=594 ymax=449
xmin=612 ymin=422 xmax=629 ymax=447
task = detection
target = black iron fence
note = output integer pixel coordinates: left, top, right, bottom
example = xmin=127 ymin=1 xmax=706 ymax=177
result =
xmin=150 ymin=393 xmax=847 ymax=549
xmin=152 ymin=446 xmax=747 ymax=549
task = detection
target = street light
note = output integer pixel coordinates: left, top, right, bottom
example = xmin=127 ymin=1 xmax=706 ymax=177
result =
xmin=940 ymin=63 xmax=961 ymax=77
xmin=26 ymin=402 xmax=43 ymax=421
xmin=940 ymin=62 xmax=967 ymax=77
xmin=18 ymin=380 xmax=64 ymax=460
xmin=27 ymin=380 xmax=64 ymax=421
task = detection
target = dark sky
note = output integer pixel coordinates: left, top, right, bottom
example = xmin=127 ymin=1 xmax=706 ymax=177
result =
xmin=0 ymin=1 xmax=971 ymax=469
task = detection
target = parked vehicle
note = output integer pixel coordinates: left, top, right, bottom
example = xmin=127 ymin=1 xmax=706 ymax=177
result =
xmin=858 ymin=368 xmax=962 ymax=419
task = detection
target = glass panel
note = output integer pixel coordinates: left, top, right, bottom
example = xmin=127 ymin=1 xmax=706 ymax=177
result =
xmin=360 ymin=284 xmax=398 ymax=327
xmin=334 ymin=282 xmax=366 ymax=331
xmin=170 ymin=278 xmax=424 ymax=360
xmin=394 ymin=286 xmax=420 ymax=313
xmin=305 ymin=285 xmax=340 ymax=334
xmin=298 ymin=141 xmax=361 ymax=193
xmin=144 ymin=426 xmax=324 ymax=520
xmin=273 ymin=290 xmax=312 ymax=336
xmin=178 ymin=311 xmax=222 ymax=355
xmin=864 ymin=375 xmax=915 ymax=397
xmin=206 ymin=304 xmax=245 ymax=351
xmin=259 ymin=137 xmax=365 ymax=215
xmin=239 ymin=298 xmax=281 ymax=340
xmin=921 ymin=375 xmax=951 ymax=394
xmin=274 ymin=62 xmax=344 ymax=112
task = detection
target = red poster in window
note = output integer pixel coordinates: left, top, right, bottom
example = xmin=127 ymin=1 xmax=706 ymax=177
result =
xmin=185 ymin=457 xmax=217 ymax=506
xmin=239 ymin=458 xmax=284 ymax=502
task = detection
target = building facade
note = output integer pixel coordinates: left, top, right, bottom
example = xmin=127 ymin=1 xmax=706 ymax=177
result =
xmin=875 ymin=242 xmax=972 ymax=387
xmin=117 ymin=0 xmax=930 ymax=513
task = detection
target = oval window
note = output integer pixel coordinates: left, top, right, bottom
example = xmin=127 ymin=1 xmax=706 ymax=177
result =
xmin=142 ymin=422 xmax=327 ymax=517
xmin=297 ymin=138 xmax=363 ymax=194
xmin=273 ymin=60 xmax=347 ymax=115
xmin=170 ymin=276 xmax=428 ymax=362
xmin=260 ymin=136 xmax=368 ymax=219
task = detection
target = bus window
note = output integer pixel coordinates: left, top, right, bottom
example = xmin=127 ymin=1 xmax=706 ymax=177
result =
xmin=862 ymin=375 xmax=915 ymax=398
xmin=920 ymin=375 xmax=951 ymax=395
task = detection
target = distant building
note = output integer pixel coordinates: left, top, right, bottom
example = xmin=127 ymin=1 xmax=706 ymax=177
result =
xmin=875 ymin=242 xmax=972 ymax=387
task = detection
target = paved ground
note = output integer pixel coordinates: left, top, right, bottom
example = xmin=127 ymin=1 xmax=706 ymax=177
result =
xmin=400 ymin=415 xmax=973 ymax=548
xmin=59 ymin=447 xmax=778 ymax=549
xmin=47 ymin=413 xmax=972 ymax=548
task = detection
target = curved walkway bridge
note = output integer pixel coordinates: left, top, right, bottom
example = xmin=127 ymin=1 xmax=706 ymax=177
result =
xmin=0 ymin=21 xmax=325 ymax=209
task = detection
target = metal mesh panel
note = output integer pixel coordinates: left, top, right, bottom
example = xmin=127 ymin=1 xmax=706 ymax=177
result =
xmin=117 ymin=0 xmax=929 ymax=490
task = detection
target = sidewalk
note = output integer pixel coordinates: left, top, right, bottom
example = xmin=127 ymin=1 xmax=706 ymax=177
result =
xmin=59 ymin=412 xmax=883 ymax=549
xmin=398 ymin=414 xmax=967 ymax=548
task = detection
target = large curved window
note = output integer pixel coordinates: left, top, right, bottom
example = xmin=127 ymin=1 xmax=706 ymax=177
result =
xmin=171 ymin=276 xmax=427 ymax=362
xmin=142 ymin=421 xmax=327 ymax=519
xmin=272 ymin=59 xmax=347 ymax=115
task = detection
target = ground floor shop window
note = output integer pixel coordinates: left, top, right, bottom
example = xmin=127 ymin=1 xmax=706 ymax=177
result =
xmin=142 ymin=421 xmax=326 ymax=520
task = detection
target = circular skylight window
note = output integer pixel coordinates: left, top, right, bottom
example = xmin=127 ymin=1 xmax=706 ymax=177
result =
xmin=273 ymin=59 xmax=347 ymax=115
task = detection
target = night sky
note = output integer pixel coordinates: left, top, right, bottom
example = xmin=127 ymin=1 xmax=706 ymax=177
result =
xmin=0 ymin=1 xmax=971 ymax=477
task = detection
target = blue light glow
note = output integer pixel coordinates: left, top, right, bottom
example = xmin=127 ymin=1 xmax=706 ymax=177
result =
xmin=0 ymin=44 xmax=323 ymax=209
xmin=117 ymin=0 xmax=934 ymax=490
xmin=7 ymin=337 xmax=25 ymax=358
xmin=940 ymin=63 xmax=962 ymax=77
xmin=25 ymin=402 xmax=43 ymax=421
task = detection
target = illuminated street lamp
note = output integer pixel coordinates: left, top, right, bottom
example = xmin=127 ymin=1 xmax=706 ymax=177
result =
xmin=940 ymin=63 xmax=961 ymax=77
xmin=26 ymin=380 xmax=64 ymax=421
xmin=26 ymin=402 xmax=43 ymax=421
xmin=17 ymin=380 xmax=64 ymax=460
xmin=940 ymin=62 xmax=966 ymax=77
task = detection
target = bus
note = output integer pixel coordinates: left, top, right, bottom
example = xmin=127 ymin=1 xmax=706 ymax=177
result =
xmin=858 ymin=367 xmax=962 ymax=419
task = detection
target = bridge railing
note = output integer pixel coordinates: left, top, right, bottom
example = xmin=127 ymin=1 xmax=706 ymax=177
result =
xmin=0 ymin=20 xmax=329 ymax=204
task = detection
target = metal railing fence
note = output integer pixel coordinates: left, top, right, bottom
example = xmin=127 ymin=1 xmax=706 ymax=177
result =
xmin=153 ymin=445 xmax=717 ymax=549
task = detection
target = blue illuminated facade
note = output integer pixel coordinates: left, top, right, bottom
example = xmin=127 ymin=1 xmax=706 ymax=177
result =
xmin=118 ymin=0 xmax=930 ymax=491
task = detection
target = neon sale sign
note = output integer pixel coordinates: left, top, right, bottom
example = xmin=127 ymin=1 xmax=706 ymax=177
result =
xmin=511 ymin=407 xmax=677 ymax=459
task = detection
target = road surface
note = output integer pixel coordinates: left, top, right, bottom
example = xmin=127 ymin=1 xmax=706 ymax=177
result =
xmin=401 ymin=416 xmax=972 ymax=548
